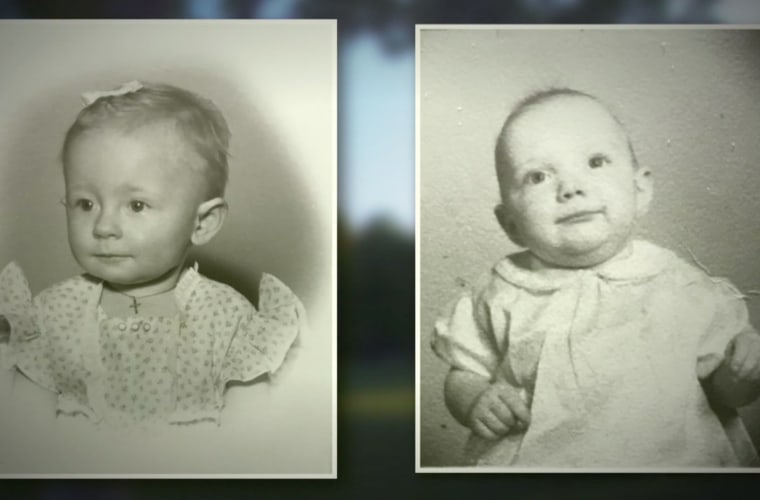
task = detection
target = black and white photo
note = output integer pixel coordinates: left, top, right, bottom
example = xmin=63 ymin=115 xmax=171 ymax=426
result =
xmin=0 ymin=20 xmax=336 ymax=477
xmin=417 ymin=25 xmax=760 ymax=470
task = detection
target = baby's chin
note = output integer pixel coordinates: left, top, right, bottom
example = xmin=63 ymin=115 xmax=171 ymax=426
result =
xmin=77 ymin=259 xmax=153 ymax=287
xmin=84 ymin=269 xmax=144 ymax=287
xmin=534 ymin=237 xmax=629 ymax=269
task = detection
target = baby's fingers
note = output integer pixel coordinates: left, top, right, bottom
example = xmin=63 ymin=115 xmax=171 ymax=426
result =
xmin=472 ymin=412 xmax=508 ymax=440
xmin=489 ymin=401 xmax=517 ymax=429
xmin=471 ymin=419 xmax=497 ymax=440
xmin=498 ymin=389 xmax=531 ymax=426
xmin=727 ymin=334 xmax=760 ymax=380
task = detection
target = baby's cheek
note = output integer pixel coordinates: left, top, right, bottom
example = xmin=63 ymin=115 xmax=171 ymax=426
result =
xmin=521 ymin=207 xmax=554 ymax=234
xmin=67 ymin=227 xmax=89 ymax=251
xmin=150 ymin=233 xmax=190 ymax=262
xmin=130 ymin=223 xmax=166 ymax=244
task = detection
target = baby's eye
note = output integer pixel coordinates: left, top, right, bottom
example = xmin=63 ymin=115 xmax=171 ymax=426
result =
xmin=588 ymin=154 xmax=610 ymax=168
xmin=129 ymin=200 xmax=147 ymax=213
xmin=73 ymin=199 xmax=95 ymax=211
xmin=524 ymin=171 xmax=548 ymax=185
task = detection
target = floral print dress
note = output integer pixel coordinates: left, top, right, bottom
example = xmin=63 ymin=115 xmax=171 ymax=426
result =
xmin=0 ymin=262 xmax=305 ymax=426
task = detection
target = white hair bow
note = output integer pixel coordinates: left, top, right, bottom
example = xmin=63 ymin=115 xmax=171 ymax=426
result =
xmin=81 ymin=80 xmax=143 ymax=106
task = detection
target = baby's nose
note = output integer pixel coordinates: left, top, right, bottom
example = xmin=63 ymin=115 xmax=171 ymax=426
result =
xmin=560 ymin=187 xmax=585 ymax=200
xmin=93 ymin=208 xmax=122 ymax=238
xmin=557 ymin=176 xmax=587 ymax=201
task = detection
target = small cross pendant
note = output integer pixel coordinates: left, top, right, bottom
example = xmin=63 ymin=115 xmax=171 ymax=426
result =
xmin=129 ymin=296 xmax=141 ymax=314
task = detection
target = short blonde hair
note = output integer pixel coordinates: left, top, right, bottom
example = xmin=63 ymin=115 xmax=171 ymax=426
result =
xmin=62 ymin=82 xmax=230 ymax=198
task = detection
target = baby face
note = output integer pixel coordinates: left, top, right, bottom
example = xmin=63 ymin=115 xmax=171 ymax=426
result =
xmin=64 ymin=124 xmax=208 ymax=292
xmin=497 ymin=96 xmax=650 ymax=268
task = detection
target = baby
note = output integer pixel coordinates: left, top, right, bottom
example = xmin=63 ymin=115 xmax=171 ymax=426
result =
xmin=0 ymin=81 xmax=304 ymax=426
xmin=432 ymin=88 xmax=760 ymax=467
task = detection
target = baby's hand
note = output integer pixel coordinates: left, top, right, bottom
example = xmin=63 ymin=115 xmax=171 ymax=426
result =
xmin=724 ymin=331 xmax=760 ymax=384
xmin=468 ymin=380 xmax=530 ymax=440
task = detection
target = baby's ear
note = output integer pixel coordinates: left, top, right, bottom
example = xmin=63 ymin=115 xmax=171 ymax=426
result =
xmin=494 ymin=203 xmax=524 ymax=247
xmin=634 ymin=166 xmax=653 ymax=217
xmin=191 ymin=197 xmax=228 ymax=246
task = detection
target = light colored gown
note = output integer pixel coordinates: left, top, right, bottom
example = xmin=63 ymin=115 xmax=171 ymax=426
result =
xmin=433 ymin=240 xmax=759 ymax=467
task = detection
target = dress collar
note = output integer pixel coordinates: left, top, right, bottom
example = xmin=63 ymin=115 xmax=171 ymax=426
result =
xmin=174 ymin=262 xmax=202 ymax=311
xmin=493 ymin=240 xmax=674 ymax=293
xmin=86 ymin=262 xmax=203 ymax=314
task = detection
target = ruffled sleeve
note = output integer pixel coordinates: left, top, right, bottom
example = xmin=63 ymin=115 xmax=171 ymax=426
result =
xmin=0 ymin=263 xmax=59 ymax=391
xmin=0 ymin=262 xmax=34 ymax=334
xmin=431 ymin=273 xmax=513 ymax=379
xmin=0 ymin=263 xmax=36 ymax=362
xmin=695 ymin=277 xmax=757 ymax=379
xmin=219 ymin=273 xmax=306 ymax=384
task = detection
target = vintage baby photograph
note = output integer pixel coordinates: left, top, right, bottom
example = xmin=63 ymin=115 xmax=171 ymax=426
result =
xmin=0 ymin=20 xmax=336 ymax=477
xmin=416 ymin=25 xmax=760 ymax=471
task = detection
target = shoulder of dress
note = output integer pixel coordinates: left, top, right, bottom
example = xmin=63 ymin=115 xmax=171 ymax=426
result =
xmin=259 ymin=272 xmax=295 ymax=294
xmin=36 ymin=274 xmax=98 ymax=302
xmin=655 ymin=248 xmax=718 ymax=286
xmin=642 ymin=247 xmax=747 ymax=305
xmin=467 ymin=260 xmax=523 ymax=309
xmin=0 ymin=261 xmax=26 ymax=281
xmin=672 ymin=256 xmax=747 ymax=301
xmin=257 ymin=272 xmax=306 ymax=314
xmin=612 ymin=240 xmax=695 ymax=284
xmin=0 ymin=261 xmax=31 ymax=294
xmin=189 ymin=273 xmax=254 ymax=311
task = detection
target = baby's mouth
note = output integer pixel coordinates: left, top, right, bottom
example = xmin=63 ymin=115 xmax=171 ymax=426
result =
xmin=556 ymin=209 xmax=605 ymax=224
xmin=93 ymin=253 xmax=130 ymax=261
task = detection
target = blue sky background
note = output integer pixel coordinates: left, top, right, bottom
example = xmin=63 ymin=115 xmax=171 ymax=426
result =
xmin=342 ymin=35 xmax=415 ymax=230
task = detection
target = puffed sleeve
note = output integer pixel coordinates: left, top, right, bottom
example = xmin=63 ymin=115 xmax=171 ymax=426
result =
xmin=695 ymin=277 xmax=757 ymax=380
xmin=431 ymin=275 xmax=511 ymax=379
xmin=219 ymin=274 xmax=306 ymax=384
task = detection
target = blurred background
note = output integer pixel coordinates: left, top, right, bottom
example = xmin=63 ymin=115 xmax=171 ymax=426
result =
xmin=3 ymin=0 xmax=760 ymax=497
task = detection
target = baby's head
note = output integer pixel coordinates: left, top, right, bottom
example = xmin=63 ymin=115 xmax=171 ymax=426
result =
xmin=61 ymin=81 xmax=230 ymax=289
xmin=494 ymin=88 xmax=652 ymax=268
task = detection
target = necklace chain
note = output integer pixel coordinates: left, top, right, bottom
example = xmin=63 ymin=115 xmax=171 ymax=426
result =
xmin=107 ymin=287 xmax=173 ymax=315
